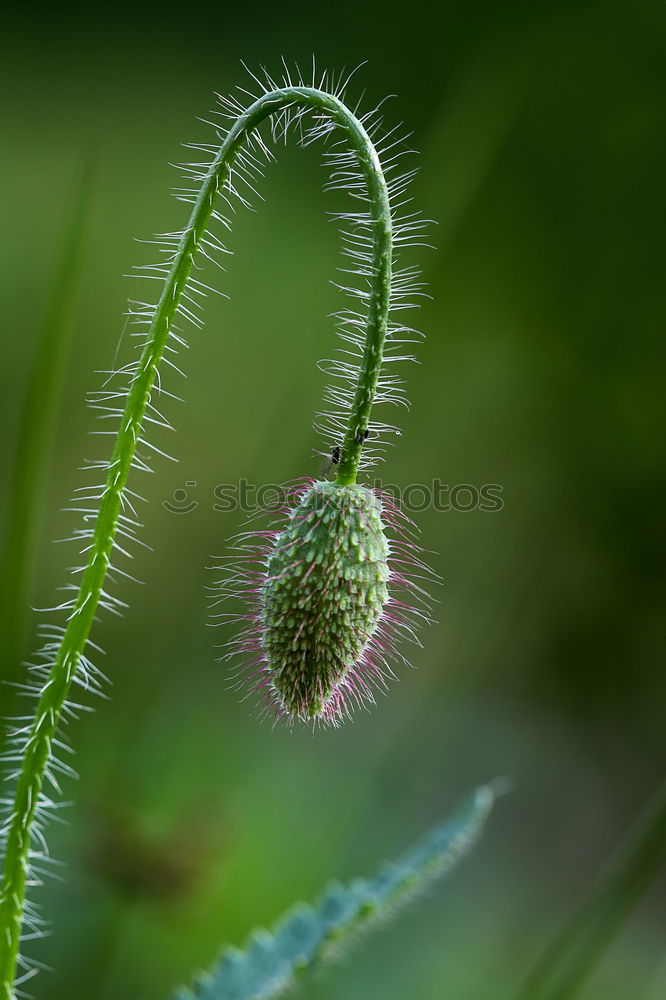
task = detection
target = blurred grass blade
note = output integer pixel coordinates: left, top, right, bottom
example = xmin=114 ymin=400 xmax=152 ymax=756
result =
xmin=420 ymin=50 xmax=529 ymax=251
xmin=0 ymin=160 xmax=95 ymax=692
xmin=175 ymin=785 xmax=496 ymax=1000
xmin=518 ymin=780 xmax=666 ymax=1000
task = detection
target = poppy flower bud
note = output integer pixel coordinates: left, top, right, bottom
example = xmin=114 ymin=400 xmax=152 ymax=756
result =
xmin=262 ymin=480 xmax=390 ymax=721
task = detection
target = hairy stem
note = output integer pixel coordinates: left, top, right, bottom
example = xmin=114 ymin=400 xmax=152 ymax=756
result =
xmin=333 ymin=126 xmax=391 ymax=485
xmin=0 ymin=86 xmax=393 ymax=997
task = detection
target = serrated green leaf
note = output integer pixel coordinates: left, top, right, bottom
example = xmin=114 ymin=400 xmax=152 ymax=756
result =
xmin=176 ymin=784 xmax=496 ymax=1000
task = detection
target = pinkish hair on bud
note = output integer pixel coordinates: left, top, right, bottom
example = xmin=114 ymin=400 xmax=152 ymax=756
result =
xmin=213 ymin=478 xmax=433 ymax=727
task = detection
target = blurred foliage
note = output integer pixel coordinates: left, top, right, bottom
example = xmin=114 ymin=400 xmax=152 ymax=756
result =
xmin=519 ymin=781 xmax=666 ymax=1000
xmin=0 ymin=160 xmax=95 ymax=704
xmin=0 ymin=1 xmax=664 ymax=998
xmin=178 ymin=787 xmax=495 ymax=1000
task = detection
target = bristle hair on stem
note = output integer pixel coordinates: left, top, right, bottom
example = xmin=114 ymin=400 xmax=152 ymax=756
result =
xmin=0 ymin=60 xmax=429 ymax=996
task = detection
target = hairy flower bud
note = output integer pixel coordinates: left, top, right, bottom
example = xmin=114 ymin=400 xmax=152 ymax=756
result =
xmin=262 ymin=481 xmax=390 ymax=720
xmin=213 ymin=478 xmax=433 ymax=727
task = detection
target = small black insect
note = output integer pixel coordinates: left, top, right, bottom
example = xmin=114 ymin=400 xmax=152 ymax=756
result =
xmin=321 ymin=445 xmax=341 ymax=478
xmin=355 ymin=428 xmax=370 ymax=444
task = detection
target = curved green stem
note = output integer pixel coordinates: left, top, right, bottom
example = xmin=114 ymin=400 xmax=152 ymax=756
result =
xmin=332 ymin=121 xmax=392 ymax=486
xmin=0 ymin=87 xmax=393 ymax=997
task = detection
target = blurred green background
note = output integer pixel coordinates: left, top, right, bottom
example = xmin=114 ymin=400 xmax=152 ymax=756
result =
xmin=1 ymin=1 xmax=665 ymax=997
